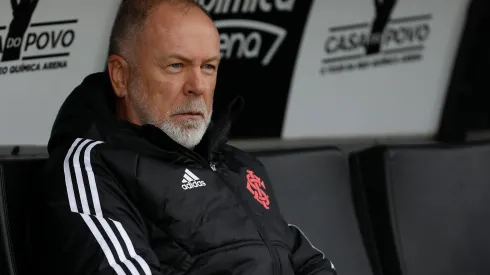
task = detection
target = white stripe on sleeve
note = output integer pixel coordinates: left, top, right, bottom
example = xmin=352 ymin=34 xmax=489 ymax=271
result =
xmin=84 ymin=141 xmax=104 ymax=217
xmin=96 ymin=217 xmax=141 ymax=275
xmin=71 ymin=138 xmax=152 ymax=274
xmin=63 ymin=138 xmax=82 ymax=213
xmin=63 ymin=138 xmax=152 ymax=275
xmin=72 ymin=139 xmax=93 ymax=214
xmin=80 ymin=214 xmax=127 ymax=275
xmin=111 ymin=219 xmax=152 ymax=275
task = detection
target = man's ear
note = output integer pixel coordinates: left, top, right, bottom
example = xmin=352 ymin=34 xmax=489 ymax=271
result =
xmin=107 ymin=55 xmax=130 ymax=98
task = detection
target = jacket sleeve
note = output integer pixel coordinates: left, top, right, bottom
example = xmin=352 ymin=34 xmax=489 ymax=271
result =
xmin=289 ymin=224 xmax=338 ymax=275
xmin=34 ymin=139 xmax=163 ymax=275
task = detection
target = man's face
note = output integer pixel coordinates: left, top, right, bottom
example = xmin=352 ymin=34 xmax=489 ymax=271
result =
xmin=128 ymin=3 xmax=220 ymax=149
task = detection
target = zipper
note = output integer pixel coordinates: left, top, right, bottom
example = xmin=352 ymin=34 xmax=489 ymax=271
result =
xmin=173 ymin=140 xmax=218 ymax=172
xmin=176 ymin=147 xmax=208 ymax=167
xmin=213 ymin=167 xmax=280 ymax=275
xmin=172 ymin=130 xmax=279 ymax=272
xmin=210 ymin=121 xmax=227 ymax=153
xmin=179 ymin=150 xmax=216 ymax=173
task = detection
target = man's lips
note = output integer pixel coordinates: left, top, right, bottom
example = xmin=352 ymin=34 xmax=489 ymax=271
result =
xmin=172 ymin=112 xmax=204 ymax=119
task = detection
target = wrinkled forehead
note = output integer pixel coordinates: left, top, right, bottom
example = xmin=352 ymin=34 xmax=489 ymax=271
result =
xmin=141 ymin=3 xmax=220 ymax=59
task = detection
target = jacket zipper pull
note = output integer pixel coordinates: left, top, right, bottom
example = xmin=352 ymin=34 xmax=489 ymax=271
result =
xmin=210 ymin=162 xmax=217 ymax=171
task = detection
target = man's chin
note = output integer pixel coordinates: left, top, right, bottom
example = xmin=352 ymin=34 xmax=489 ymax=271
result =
xmin=174 ymin=128 xmax=207 ymax=149
xmin=174 ymin=117 xmax=207 ymax=129
xmin=159 ymin=120 xmax=208 ymax=149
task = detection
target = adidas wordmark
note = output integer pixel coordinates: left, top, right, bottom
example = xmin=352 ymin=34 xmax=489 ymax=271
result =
xmin=181 ymin=169 xmax=206 ymax=190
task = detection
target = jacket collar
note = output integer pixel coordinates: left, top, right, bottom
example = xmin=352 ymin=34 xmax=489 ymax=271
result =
xmin=49 ymin=71 xmax=243 ymax=163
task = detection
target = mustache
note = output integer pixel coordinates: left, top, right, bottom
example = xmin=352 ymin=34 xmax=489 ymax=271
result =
xmin=170 ymin=99 xmax=209 ymax=117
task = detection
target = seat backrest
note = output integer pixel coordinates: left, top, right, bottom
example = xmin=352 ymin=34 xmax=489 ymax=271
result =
xmin=255 ymin=147 xmax=373 ymax=275
xmin=350 ymin=143 xmax=490 ymax=275
xmin=0 ymin=157 xmax=47 ymax=275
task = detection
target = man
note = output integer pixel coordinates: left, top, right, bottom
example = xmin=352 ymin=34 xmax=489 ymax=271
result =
xmin=33 ymin=0 xmax=337 ymax=274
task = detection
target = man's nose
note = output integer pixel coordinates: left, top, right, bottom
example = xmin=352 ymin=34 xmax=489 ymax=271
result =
xmin=184 ymin=68 xmax=206 ymax=96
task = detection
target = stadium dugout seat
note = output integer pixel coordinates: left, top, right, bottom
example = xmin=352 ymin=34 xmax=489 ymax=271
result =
xmin=350 ymin=142 xmax=490 ymax=275
xmin=1 ymin=148 xmax=375 ymax=275
xmin=0 ymin=157 xmax=47 ymax=275
xmin=255 ymin=147 xmax=373 ymax=275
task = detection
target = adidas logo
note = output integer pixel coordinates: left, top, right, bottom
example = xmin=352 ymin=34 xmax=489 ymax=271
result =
xmin=181 ymin=169 xmax=206 ymax=190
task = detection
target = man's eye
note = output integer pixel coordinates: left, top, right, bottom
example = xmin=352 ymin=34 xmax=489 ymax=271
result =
xmin=169 ymin=63 xmax=183 ymax=69
xmin=202 ymin=64 xmax=216 ymax=70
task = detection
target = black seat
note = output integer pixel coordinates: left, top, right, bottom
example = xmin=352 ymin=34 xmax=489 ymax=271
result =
xmin=350 ymin=143 xmax=490 ymax=275
xmin=0 ymin=157 xmax=47 ymax=275
xmin=255 ymin=147 xmax=373 ymax=275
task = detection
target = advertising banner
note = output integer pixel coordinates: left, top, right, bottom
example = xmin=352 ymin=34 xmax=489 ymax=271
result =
xmin=0 ymin=0 xmax=121 ymax=145
xmin=199 ymin=0 xmax=314 ymax=138
xmin=282 ymin=0 xmax=469 ymax=139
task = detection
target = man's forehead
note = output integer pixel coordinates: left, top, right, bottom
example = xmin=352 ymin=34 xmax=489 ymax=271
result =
xmin=135 ymin=2 xmax=219 ymax=61
xmin=144 ymin=5 xmax=218 ymax=41
xmin=148 ymin=25 xmax=220 ymax=55
xmin=145 ymin=1 xmax=215 ymax=31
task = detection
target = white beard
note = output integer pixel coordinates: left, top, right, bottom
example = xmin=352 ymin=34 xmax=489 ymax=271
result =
xmin=157 ymin=101 xmax=212 ymax=149
xmin=128 ymin=78 xmax=212 ymax=149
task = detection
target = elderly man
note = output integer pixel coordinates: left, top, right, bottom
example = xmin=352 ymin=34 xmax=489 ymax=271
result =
xmin=33 ymin=0 xmax=337 ymax=274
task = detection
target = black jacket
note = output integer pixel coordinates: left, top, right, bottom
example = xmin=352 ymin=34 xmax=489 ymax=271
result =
xmin=32 ymin=72 xmax=337 ymax=275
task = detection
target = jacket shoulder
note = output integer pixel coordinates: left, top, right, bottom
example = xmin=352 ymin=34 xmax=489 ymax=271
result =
xmin=221 ymin=144 xmax=266 ymax=169
xmin=44 ymin=138 xmax=122 ymax=181
xmin=47 ymin=138 xmax=108 ymax=161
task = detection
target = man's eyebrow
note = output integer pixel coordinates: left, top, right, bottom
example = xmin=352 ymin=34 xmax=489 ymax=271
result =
xmin=203 ymin=56 xmax=221 ymax=63
xmin=156 ymin=54 xmax=221 ymax=63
